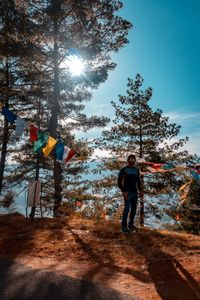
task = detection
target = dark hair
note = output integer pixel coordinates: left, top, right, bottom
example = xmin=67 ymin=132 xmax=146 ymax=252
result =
xmin=127 ymin=154 xmax=136 ymax=160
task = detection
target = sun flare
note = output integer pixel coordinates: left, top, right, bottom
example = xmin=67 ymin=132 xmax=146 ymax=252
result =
xmin=62 ymin=55 xmax=85 ymax=76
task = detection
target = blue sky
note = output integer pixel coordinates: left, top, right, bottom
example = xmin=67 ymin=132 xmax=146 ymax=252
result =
xmin=78 ymin=0 xmax=200 ymax=156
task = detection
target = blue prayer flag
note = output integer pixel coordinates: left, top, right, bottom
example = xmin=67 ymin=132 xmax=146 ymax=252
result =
xmin=55 ymin=142 xmax=65 ymax=162
xmin=2 ymin=107 xmax=17 ymax=124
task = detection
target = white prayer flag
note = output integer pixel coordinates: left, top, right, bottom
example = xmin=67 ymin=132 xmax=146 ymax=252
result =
xmin=15 ymin=117 xmax=26 ymax=137
xmin=27 ymin=181 xmax=41 ymax=207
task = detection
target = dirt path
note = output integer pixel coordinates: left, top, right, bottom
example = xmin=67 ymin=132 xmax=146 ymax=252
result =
xmin=0 ymin=258 xmax=141 ymax=300
xmin=0 ymin=214 xmax=200 ymax=299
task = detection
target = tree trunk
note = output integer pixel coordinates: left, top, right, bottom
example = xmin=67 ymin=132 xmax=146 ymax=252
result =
xmin=139 ymin=175 xmax=144 ymax=227
xmin=0 ymin=60 xmax=9 ymax=195
xmin=0 ymin=119 xmax=9 ymax=195
xmin=139 ymin=112 xmax=144 ymax=226
xmin=50 ymin=1 xmax=62 ymax=214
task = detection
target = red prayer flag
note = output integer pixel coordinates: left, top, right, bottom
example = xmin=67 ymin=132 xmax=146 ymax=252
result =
xmin=151 ymin=163 xmax=164 ymax=169
xmin=30 ymin=124 xmax=38 ymax=142
xmin=76 ymin=201 xmax=83 ymax=207
xmin=65 ymin=149 xmax=75 ymax=163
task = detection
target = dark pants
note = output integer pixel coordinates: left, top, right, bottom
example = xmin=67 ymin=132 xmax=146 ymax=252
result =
xmin=122 ymin=191 xmax=138 ymax=228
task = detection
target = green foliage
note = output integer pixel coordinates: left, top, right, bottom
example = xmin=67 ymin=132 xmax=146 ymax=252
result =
xmin=0 ymin=1 xmax=132 ymax=214
xmin=93 ymin=74 xmax=192 ymax=226
xmin=96 ymin=74 xmax=190 ymax=161
xmin=177 ymin=177 xmax=200 ymax=235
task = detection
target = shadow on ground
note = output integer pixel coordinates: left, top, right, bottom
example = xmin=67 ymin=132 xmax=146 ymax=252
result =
xmin=136 ymin=232 xmax=200 ymax=300
xmin=0 ymin=258 xmax=140 ymax=300
xmin=0 ymin=214 xmax=200 ymax=300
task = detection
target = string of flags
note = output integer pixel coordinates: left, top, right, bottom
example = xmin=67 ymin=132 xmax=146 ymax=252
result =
xmin=77 ymin=158 xmax=200 ymax=208
xmin=1 ymin=106 xmax=200 ymax=207
xmin=139 ymin=161 xmax=200 ymax=180
xmin=1 ymin=106 xmax=76 ymax=164
xmin=1 ymin=106 xmax=200 ymax=172
xmin=83 ymin=157 xmax=200 ymax=180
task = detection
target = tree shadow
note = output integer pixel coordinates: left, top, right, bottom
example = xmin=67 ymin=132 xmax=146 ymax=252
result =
xmin=0 ymin=214 xmax=65 ymax=299
xmin=1 ymin=214 xmax=200 ymax=300
xmin=136 ymin=232 xmax=200 ymax=300
xmin=0 ymin=258 xmax=137 ymax=300
xmin=65 ymin=223 xmax=150 ymax=299
xmin=0 ymin=214 xmax=144 ymax=299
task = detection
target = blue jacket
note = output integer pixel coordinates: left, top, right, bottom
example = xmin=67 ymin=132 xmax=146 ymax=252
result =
xmin=118 ymin=165 xmax=141 ymax=192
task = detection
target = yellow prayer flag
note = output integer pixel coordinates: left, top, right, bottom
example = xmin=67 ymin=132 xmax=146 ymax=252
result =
xmin=175 ymin=166 xmax=187 ymax=174
xmin=76 ymin=156 xmax=87 ymax=161
xmin=178 ymin=180 xmax=193 ymax=192
xmin=177 ymin=179 xmax=193 ymax=208
xmin=42 ymin=136 xmax=57 ymax=157
xmin=180 ymin=191 xmax=189 ymax=200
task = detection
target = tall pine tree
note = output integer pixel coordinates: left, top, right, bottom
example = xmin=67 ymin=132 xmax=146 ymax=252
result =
xmin=0 ymin=0 xmax=37 ymax=195
xmin=1 ymin=1 xmax=132 ymax=216
xmin=94 ymin=74 xmax=191 ymax=226
xmin=25 ymin=0 xmax=132 ymax=211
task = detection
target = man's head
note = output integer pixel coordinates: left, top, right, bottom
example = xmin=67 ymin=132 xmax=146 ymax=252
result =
xmin=127 ymin=154 xmax=136 ymax=166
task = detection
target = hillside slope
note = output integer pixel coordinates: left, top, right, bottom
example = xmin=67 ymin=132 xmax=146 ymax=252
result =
xmin=0 ymin=214 xmax=200 ymax=300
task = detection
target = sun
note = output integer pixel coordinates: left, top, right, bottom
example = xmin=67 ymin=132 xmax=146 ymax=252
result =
xmin=61 ymin=55 xmax=85 ymax=76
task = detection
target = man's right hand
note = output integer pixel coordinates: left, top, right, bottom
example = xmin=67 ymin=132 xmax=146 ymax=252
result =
xmin=122 ymin=191 xmax=128 ymax=200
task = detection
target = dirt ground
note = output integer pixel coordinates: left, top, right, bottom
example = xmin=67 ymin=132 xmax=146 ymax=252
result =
xmin=0 ymin=213 xmax=200 ymax=300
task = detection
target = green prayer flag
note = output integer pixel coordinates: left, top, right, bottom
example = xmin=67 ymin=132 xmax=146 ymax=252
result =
xmin=33 ymin=132 xmax=48 ymax=152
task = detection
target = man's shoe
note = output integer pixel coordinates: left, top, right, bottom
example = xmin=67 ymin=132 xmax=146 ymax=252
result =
xmin=128 ymin=225 xmax=138 ymax=232
xmin=121 ymin=227 xmax=129 ymax=233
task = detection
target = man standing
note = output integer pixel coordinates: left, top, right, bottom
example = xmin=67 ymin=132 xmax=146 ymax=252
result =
xmin=118 ymin=154 xmax=143 ymax=232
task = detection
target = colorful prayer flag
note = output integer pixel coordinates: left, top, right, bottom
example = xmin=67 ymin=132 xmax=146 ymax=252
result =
xmin=42 ymin=135 xmax=57 ymax=157
xmin=76 ymin=200 xmax=83 ymax=207
xmin=33 ymin=132 xmax=48 ymax=152
xmin=151 ymin=163 xmax=164 ymax=169
xmin=30 ymin=124 xmax=38 ymax=142
xmin=15 ymin=117 xmax=26 ymax=137
xmin=162 ymin=163 xmax=175 ymax=170
xmin=174 ymin=166 xmax=186 ymax=174
xmin=62 ymin=146 xmax=76 ymax=163
xmin=178 ymin=179 xmax=193 ymax=207
xmin=179 ymin=180 xmax=192 ymax=192
xmin=55 ymin=142 xmax=65 ymax=162
xmin=2 ymin=107 xmax=17 ymax=124
xmin=27 ymin=181 xmax=41 ymax=207
xmin=190 ymin=170 xmax=200 ymax=181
